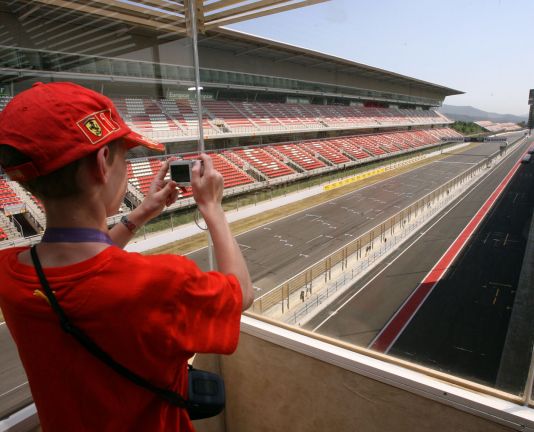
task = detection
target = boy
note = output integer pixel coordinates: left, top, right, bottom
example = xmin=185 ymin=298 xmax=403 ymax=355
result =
xmin=0 ymin=82 xmax=253 ymax=431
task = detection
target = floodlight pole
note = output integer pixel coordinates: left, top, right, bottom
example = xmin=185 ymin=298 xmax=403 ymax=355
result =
xmin=188 ymin=0 xmax=205 ymax=150
xmin=187 ymin=0 xmax=215 ymax=271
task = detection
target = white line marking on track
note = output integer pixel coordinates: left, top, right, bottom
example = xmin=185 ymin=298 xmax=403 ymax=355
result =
xmin=249 ymin=143 xmax=522 ymax=304
xmin=0 ymin=381 xmax=28 ymax=399
xmin=188 ymin=144 xmax=499 ymax=257
xmin=312 ymin=232 xmax=425 ymax=332
xmin=306 ymin=235 xmax=323 ymax=244
xmin=368 ymin=141 xmax=528 ymax=351
xmin=312 ymin=143 xmax=525 ymax=333
xmin=435 ymin=161 xmax=477 ymax=165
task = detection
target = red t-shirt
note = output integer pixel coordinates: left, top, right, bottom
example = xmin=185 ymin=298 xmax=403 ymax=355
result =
xmin=0 ymin=246 xmax=242 ymax=432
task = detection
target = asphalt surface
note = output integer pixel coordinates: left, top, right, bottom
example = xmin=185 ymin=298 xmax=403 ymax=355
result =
xmin=189 ymin=140 xmax=512 ymax=298
xmin=0 ymin=323 xmax=31 ymax=420
xmin=0 ymin=133 xmax=525 ymax=419
xmin=389 ymin=140 xmax=534 ymax=392
xmin=306 ymin=136 xmax=532 ymax=392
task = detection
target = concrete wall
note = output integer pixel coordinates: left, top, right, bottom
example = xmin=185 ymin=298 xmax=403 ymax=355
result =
xmin=193 ymin=332 xmax=515 ymax=432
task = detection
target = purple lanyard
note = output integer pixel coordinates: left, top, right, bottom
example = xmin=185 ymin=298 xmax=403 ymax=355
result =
xmin=41 ymin=227 xmax=114 ymax=245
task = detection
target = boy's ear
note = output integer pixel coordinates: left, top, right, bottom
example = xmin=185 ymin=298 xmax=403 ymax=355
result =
xmin=93 ymin=145 xmax=111 ymax=183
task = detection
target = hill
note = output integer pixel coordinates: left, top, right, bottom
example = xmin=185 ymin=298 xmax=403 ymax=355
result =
xmin=438 ymin=105 xmax=526 ymax=124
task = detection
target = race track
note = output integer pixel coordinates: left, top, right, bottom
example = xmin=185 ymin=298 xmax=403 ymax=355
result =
xmin=0 ymin=133 xmax=526 ymax=419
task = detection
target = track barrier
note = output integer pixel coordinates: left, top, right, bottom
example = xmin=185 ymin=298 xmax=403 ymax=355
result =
xmin=252 ymin=135 xmax=527 ymax=322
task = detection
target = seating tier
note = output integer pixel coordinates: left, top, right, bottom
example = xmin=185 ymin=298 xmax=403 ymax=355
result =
xmin=231 ymin=148 xmax=295 ymax=179
xmin=0 ymin=179 xmax=22 ymax=209
xmin=302 ymin=140 xmax=351 ymax=165
xmin=110 ymin=98 xmax=449 ymax=138
xmin=266 ymin=144 xmax=326 ymax=171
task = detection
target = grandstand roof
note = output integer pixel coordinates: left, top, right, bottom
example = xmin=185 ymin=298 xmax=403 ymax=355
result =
xmin=201 ymin=28 xmax=463 ymax=97
xmin=3 ymin=1 xmax=463 ymax=99
xmin=23 ymin=1 xmax=330 ymax=34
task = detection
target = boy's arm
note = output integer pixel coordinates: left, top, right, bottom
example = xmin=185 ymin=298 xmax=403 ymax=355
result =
xmin=109 ymin=161 xmax=177 ymax=248
xmin=192 ymin=154 xmax=254 ymax=311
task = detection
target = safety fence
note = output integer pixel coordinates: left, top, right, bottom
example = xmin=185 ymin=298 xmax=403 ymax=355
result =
xmin=252 ymin=138 xmax=524 ymax=316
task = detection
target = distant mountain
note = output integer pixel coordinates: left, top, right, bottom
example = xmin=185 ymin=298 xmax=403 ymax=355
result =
xmin=438 ymin=105 xmax=526 ymax=124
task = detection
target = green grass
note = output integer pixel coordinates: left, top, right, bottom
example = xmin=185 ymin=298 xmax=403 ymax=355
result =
xmin=144 ymin=142 xmax=472 ymax=256
xmin=450 ymin=121 xmax=487 ymax=136
xmin=135 ymin=144 xmax=453 ymax=245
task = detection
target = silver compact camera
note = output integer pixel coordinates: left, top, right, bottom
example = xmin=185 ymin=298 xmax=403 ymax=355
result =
xmin=169 ymin=160 xmax=199 ymax=186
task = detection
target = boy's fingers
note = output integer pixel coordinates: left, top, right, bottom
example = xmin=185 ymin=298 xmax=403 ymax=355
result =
xmin=192 ymin=160 xmax=201 ymax=175
xmin=148 ymin=161 xmax=170 ymax=195
xmin=152 ymin=180 xmax=175 ymax=200
xmin=199 ymin=153 xmax=213 ymax=172
xmin=155 ymin=160 xmax=170 ymax=181
xmin=165 ymin=184 xmax=179 ymax=206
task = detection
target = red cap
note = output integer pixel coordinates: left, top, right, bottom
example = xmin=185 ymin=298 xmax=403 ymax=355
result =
xmin=0 ymin=82 xmax=165 ymax=182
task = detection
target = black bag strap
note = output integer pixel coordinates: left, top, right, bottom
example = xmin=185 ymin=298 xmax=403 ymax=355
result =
xmin=30 ymin=245 xmax=189 ymax=409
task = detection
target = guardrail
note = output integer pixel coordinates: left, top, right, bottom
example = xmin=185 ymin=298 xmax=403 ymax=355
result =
xmin=0 ymin=136 xmax=517 ymax=250
xmin=252 ymin=135 xmax=526 ymax=316
xmin=139 ymin=120 xmax=451 ymax=143
xmin=0 ymin=139 xmax=473 ymax=249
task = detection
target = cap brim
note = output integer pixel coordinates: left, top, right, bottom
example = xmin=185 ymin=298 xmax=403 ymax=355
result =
xmin=123 ymin=130 xmax=165 ymax=152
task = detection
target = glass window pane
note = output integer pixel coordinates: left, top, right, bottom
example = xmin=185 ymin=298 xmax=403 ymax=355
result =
xmin=2 ymin=2 xmax=533 ymax=428
xmin=0 ymin=1 xmax=199 ymax=420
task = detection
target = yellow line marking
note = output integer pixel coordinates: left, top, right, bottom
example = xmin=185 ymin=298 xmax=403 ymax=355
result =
xmin=324 ymin=168 xmax=386 ymax=191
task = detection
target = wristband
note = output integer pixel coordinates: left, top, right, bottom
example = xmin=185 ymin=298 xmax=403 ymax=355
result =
xmin=120 ymin=215 xmax=138 ymax=233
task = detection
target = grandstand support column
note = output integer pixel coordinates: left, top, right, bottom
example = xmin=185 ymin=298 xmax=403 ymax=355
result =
xmin=186 ymin=0 xmax=214 ymax=271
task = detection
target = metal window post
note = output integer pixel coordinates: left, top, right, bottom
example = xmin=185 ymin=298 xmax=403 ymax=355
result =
xmin=187 ymin=0 xmax=214 ymax=270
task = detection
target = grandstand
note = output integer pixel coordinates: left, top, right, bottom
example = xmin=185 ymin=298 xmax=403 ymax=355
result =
xmin=0 ymin=18 xmax=464 ymax=243
xmin=123 ymin=128 xmax=460 ymax=196
xmin=4 ymin=2 xmax=534 ymax=432
xmin=0 ymin=124 xmax=462 ymax=242
xmin=102 ymin=97 xmax=451 ymax=141
xmin=475 ymin=120 xmax=522 ymax=132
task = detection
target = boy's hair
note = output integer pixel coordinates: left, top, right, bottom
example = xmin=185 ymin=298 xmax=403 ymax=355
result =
xmin=0 ymin=141 xmax=120 ymax=200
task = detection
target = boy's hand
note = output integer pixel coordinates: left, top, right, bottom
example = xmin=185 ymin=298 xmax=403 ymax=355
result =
xmin=137 ymin=160 xmax=178 ymax=222
xmin=191 ymin=153 xmax=224 ymax=214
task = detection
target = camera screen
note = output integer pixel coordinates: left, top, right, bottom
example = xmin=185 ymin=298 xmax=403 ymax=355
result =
xmin=170 ymin=163 xmax=191 ymax=183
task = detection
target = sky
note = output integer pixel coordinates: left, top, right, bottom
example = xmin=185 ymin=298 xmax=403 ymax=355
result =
xmin=228 ymin=0 xmax=534 ymax=117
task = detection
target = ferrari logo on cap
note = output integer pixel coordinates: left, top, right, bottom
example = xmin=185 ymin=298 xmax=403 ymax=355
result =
xmin=77 ymin=109 xmax=120 ymax=144
xmin=84 ymin=119 xmax=102 ymax=137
